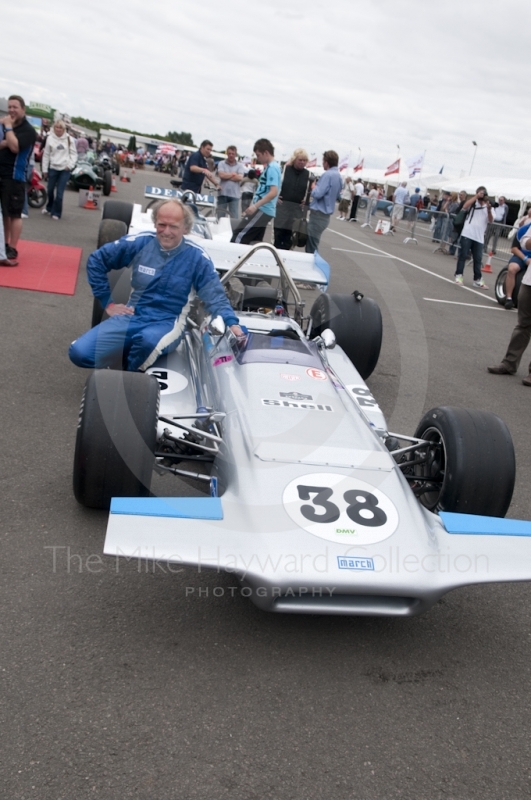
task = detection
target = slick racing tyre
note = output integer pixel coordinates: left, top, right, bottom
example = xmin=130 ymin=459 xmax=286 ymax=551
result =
xmin=91 ymin=220 xmax=130 ymax=328
xmin=309 ymin=292 xmax=382 ymax=379
xmin=102 ymin=199 xmax=134 ymax=229
xmin=495 ymin=266 xmax=524 ymax=308
xmin=412 ymin=406 xmax=515 ymax=516
xmin=102 ymin=169 xmax=112 ymax=196
xmin=73 ymin=370 xmax=159 ymax=509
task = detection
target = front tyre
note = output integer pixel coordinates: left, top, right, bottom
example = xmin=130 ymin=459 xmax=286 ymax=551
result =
xmin=412 ymin=406 xmax=515 ymax=516
xmin=73 ymin=371 xmax=159 ymax=509
xmin=28 ymin=188 xmax=47 ymax=208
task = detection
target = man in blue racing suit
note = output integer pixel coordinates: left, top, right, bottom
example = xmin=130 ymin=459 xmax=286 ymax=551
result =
xmin=69 ymin=199 xmax=243 ymax=371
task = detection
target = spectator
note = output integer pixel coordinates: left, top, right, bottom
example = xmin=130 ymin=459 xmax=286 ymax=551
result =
xmin=231 ymin=138 xmax=281 ymax=245
xmin=35 ymin=119 xmax=50 ymax=163
xmin=274 ymin=148 xmax=310 ymax=249
xmin=0 ymin=95 xmax=37 ymax=261
xmin=439 ymin=192 xmax=459 ymax=253
xmin=69 ymin=199 xmax=244 ymax=371
xmin=368 ymin=183 xmax=379 ymax=216
xmin=41 ymin=120 xmax=78 ymax=220
xmin=0 ymin=189 xmax=17 ymax=265
xmin=348 ymin=177 xmax=365 ymax=222
xmin=76 ymin=135 xmax=89 ymax=157
xmin=433 ymin=191 xmax=451 ymax=242
xmin=391 ymin=181 xmax=408 ymax=232
xmin=454 ymin=186 xmax=492 ymax=288
xmin=240 ymin=168 xmax=258 ymax=214
xmin=410 ymin=187 xmax=423 ymax=209
xmin=501 ymin=216 xmax=531 ymax=310
xmin=181 ymin=140 xmax=216 ymax=193
xmin=487 ymin=226 xmax=531 ymax=385
xmin=485 ymin=195 xmax=509 ymax=254
xmin=305 ymin=150 xmax=342 ymax=254
xmin=217 ymin=146 xmax=245 ymax=219
xmin=337 ymin=175 xmax=353 ymax=221
xmin=449 ymin=190 xmax=467 ymax=256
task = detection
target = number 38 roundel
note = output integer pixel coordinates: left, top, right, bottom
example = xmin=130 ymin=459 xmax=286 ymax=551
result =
xmin=283 ymin=473 xmax=399 ymax=545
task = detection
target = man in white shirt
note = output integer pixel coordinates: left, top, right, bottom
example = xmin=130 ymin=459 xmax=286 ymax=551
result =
xmin=391 ymin=182 xmax=408 ymax=231
xmin=454 ymin=186 xmax=492 ymax=288
xmin=485 ymin=195 xmax=508 ymax=254
xmin=216 ymin=145 xmax=245 ymax=219
xmin=348 ymin=178 xmax=366 ymax=221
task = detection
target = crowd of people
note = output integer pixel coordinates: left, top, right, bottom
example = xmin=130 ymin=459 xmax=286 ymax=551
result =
xmin=2 ymin=92 xmax=530 ymax=386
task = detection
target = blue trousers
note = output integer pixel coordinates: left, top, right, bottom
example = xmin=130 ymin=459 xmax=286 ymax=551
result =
xmin=69 ymin=314 xmax=181 ymax=371
xmin=455 ymin=236 xmax=483 ymax=281
xmin=217 ymin=195 xmax=239 ymax=219
xmin=305 ymin=210 xmax=331 ymax=254
xmin=46 ymin=168 xmax=71 ymax=218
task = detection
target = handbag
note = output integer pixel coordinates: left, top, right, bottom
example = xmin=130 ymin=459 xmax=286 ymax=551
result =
xmin=290 ymin=175 xmax=312 ymax=248
xmin=291 ymin=214 xmax=308 ymax=248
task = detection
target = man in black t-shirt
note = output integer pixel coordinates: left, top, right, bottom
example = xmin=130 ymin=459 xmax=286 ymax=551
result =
xmin=180 ymin=140 xmax=217 ymax=193
xmin=0 ymin=95 xmax=37 ymax=263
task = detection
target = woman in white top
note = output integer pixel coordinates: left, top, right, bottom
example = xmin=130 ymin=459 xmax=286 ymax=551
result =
xmin=41 ymin=120 xmax=77 ymax=219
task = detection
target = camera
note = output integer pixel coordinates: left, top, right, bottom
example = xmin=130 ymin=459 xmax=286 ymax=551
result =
xmin=487 ymin=198 xmax=499 ymax=208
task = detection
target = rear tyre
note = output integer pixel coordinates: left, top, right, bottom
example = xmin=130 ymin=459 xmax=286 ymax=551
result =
xmin=412 ymin=406 xmax=515 ymax=516
xmin=91 ymin=220 xmax=130 ymax=327
xmin=495 ymin=266 xmax=524 ymax=308
xmin=309 ymin=292 xmax=382 ymax=379
xmin=102 ymin=199 xmax=134 ymax=229
xmin=28 ymin=188 xmax=47 ymax=208
xmin=73 ymin=371 xmax=159 ymax=510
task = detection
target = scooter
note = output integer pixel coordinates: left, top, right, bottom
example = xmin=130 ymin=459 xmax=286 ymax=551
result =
xmin=27 ymin=170 xmax=47 ymax=209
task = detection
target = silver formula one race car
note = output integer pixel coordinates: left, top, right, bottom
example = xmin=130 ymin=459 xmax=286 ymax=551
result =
xmin=74 ymin=210 xmax=531 ymax=618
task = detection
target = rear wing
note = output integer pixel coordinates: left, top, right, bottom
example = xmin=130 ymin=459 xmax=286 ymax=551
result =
xmin=189 ymin=238 xmax=330 ymax=289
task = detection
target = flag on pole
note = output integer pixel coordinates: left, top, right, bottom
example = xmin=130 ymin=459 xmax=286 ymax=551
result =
xmin=307 ymin=156 xmax=317 ymax=168
xmin=406 ymin=153 xmax=424 ymax=178
xmin=439 ymin=165 xmax=444 ymax=174
xmin=384 ymin=158 xmax=400 ymax=176
xmin=353 ymin=158 xmax=364 ymax=172
xmin=339 ymin=152 xmax=351 ymax=171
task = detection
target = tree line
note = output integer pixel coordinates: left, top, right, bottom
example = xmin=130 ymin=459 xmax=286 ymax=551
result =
xmin=70 ymin=117 xmax=195 ymax=147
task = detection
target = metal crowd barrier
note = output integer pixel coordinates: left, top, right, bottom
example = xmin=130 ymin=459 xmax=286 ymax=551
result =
xmin=357 ymin=196 xmax=378 ymax=229
xmin=483 ymin=222 xmax=515 ymax=262
xmin=387 ymin=202 xmax=419 ymax=244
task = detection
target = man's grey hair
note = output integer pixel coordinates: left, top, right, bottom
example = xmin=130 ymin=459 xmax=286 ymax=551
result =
xmin=151 ymin=199 xmax=194 ymax=233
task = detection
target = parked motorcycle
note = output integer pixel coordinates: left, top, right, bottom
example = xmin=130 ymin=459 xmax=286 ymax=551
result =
xmin=27 ymin=169 xmax=47 ymax=209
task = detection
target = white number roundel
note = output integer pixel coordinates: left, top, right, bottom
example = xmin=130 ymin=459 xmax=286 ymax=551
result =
xmin=283 ymin=473 xmax=399 ymax=545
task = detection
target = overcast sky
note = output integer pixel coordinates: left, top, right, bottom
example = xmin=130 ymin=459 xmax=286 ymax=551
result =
xmin=1 ymin=0 xmax=527 ymax=179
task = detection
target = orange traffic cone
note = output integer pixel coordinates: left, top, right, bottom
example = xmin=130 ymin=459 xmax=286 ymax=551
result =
xmin=111 ymin=175 xmax=118 ymax=192
xmin=120 ymin=169 xmax=129 ymax=183
xmin=83 ymin=186 xmax=98 ymax=210
xmin=375 ymin=220 xmax=383 ymax=234
xmin=482 ymin=251 xmax=493 ymax=273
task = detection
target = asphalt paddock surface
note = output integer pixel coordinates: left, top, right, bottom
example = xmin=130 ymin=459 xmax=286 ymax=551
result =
xmin=2 ymin=172 xmax=531 ymax=799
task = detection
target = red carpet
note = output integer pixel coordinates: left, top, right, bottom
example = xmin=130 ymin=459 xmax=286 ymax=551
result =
xmin=0 ymin=240 xmax=82 ymax=295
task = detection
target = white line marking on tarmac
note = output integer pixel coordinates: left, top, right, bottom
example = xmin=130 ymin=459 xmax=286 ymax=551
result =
xmin=332 ymin=248 xmax=392 ymax=257
xmin=328 ymin=228 xmax=499 ymax=303
xmin=423 ymin=298 xmax=506 ymax=310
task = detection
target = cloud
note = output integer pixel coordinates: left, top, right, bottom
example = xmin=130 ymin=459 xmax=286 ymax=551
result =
xmin=0 ymin=0 xmax=528 ymax=179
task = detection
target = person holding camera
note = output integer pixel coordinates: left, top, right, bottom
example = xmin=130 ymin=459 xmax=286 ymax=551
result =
xmin=454 ymin=186 xmax=492 ymax=288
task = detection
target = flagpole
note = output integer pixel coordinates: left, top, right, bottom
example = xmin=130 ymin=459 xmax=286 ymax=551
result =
xmin=419 ymin=149 xmax=427 ymax=181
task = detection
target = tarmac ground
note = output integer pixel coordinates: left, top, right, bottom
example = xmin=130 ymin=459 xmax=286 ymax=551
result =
xmin=1 ymin=170 xmax=530 ymax=799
